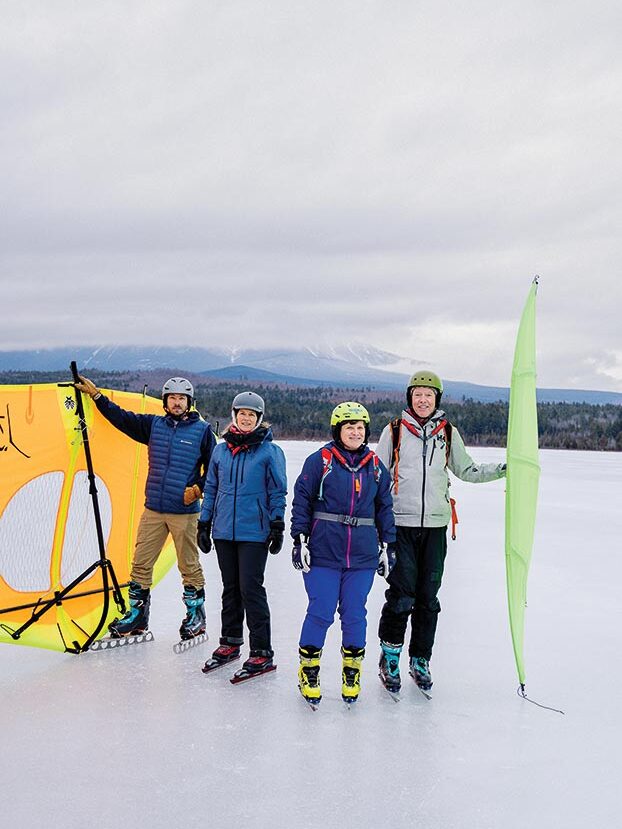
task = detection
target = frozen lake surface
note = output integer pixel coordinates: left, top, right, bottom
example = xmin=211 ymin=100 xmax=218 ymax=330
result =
xmin=2 ymin=442 xmax=620 ymax=828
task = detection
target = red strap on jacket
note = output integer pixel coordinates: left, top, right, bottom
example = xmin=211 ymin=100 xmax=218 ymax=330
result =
xmin=392 ymin=419 xmax=448 ymax=493
xmin=450 ymin=497 xmax=459 ymax=541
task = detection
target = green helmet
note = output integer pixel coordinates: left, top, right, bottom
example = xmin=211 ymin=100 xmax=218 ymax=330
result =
xmin=407 ymin=371 xmax=443 ymax=393
xmin=330 ymin=401 xmax=370 ymax=448
xmin=406 ymin=370 xmax=443 ymax=408
xmin=330 ymin=401 xmax=370 ymax=427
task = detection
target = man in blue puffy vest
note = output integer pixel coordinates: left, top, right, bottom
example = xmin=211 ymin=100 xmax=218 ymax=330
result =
xmin=75 ymin=375 xmax=216 ymax=640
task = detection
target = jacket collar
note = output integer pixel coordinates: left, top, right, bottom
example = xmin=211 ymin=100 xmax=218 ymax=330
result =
xmin=401 ymin=408 xmax=446 ymax=433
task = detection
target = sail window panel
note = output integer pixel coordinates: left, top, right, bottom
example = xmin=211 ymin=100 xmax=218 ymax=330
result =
xmin=60 ymin=472 xmax=112 ymax=586
xmin=0 ymin=472 xmax=63 ymax=592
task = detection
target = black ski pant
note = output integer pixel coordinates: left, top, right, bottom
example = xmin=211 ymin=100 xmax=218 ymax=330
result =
xmin=377 ymin=525 xmax=447 ymax=661
xmin=214 ymin=540 xmax=272 ymax=655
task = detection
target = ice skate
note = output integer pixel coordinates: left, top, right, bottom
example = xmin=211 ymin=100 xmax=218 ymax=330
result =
xmin=202 ymin=643 xmax=241 ymax=673
xmin=341 ymin=645 xmax=365 ymax=704
xmin=108 ymin=581 xmax=150 ymax=637
xmin=379 ymin=641 xmax=402 ymax=694
xmin=231 ymin=650 xmax=277 ymax=684
xmin=179 ymin=586 xmax=206 ymax=640
xmin=409 ymin=655 xmax=433 ymax=695
xmin=298 ymin=645 xmax=322 ymax=708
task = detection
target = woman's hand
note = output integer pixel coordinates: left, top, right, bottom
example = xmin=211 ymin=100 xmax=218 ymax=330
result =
xmin=268 ymin=519 xmax=285 ymax=555
xmin=292 ymin=535 xmax=311 ymax=573
xmin=377 ymin=542 xmax=397 ymax=577
xmin=197 ymin=520 xmax=212 ymax=554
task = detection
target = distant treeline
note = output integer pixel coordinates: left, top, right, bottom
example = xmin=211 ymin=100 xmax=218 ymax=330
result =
xmin=193 ymin=384 xmax=622 ymax=450
xmin=2 ymin=371 xmax=621 ymax=451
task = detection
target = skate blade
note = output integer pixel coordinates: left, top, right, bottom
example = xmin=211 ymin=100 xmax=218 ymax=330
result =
xmin=379 ymin=672 xmax=401 ymax=699
xmin=342 ymin=696 xmax=359 ymax=707
xmin=173 ymin=632 xmax=208 ymax=654
xmin=409 ymin=672 xmax=433 ymax=699
xmin=230 ymin=664 xmax=277 ymax=684
xmin=201 ymin=654 xmax=241 ymax=674
xmin=380 ymin=684 xmax=401 ymax=702
xmin=298 ymin=687 xmax=321 ymax=710
xmin=89 ymin=631 xmax=154 ymax=652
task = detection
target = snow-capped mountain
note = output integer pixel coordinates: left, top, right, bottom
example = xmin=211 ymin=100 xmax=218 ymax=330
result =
xmin=0 ymin=344 xmax=415 ymax=386
xmin=1 ymin=345 xmax=621 ymax=404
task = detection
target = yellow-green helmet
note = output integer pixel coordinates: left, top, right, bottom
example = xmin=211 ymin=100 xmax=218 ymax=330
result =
xmin=330 ymin=401 xmax=371 ymax=447
xmin=330 ymin=401 xmax=370 ymax=427
xmin=406 ymin=370 xmax=443 ymax=408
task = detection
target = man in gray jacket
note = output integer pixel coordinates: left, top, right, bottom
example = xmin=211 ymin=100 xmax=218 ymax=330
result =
xmin=376 ymin=371 xmax=506 ymax=694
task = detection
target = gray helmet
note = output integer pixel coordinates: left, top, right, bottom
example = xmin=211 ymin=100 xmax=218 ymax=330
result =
xmin=162 ymin=377 xmax=194 ymax=409
xmin=231 ymin=391 xmax=265 ymax=427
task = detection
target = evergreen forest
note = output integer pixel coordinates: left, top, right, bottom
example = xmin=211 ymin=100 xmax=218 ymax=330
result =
xmin=2 ymin=371 xmax=621 ymax=451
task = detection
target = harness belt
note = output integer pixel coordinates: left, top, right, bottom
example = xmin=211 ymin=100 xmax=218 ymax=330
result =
xmin=313 ymin=511 xmax=376 ymax=528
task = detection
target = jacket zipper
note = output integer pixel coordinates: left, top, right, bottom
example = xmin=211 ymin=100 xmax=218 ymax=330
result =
xmin=429 ymin=441 xmax=436 ymax=466
xmin=232 ymin=454 xmax=240 ymax=540
xmin=421 ymin=430 xmax=427 ymax=527
xmin=346 ymin=472 xmax=356 ymax=568
xmin=161 ymin=420 xmax=176 ymax=513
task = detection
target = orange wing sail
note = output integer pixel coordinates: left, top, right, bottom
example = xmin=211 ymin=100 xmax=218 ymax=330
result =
xmin=0 ymin=380 xmax=175 ymax=652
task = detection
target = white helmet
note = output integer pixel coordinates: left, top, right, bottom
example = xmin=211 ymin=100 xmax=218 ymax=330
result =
xmin=162 ymin=377 xmax=194 ymax=410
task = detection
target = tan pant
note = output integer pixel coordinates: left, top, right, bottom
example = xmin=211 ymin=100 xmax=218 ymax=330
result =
xmin=130 ymin=508 xmax=204 ymax=589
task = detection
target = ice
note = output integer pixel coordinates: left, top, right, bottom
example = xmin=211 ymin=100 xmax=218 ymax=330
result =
xmin=1 ymin=442 xmax=620 ymax=828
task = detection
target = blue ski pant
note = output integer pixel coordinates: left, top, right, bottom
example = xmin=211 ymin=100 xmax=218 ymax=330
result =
xmin=299 ymin=566 xmax=376 ymax=650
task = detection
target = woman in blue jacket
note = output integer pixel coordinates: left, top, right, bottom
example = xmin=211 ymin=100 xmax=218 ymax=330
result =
xmin=291 ymin=402 xmax=396 ymax=705
xmin=197 ymin=392 xmax=287 ymax=677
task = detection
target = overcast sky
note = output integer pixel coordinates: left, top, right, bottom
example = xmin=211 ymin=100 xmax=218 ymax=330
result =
xmin=1 ymin=1 xmax=620 ymax=390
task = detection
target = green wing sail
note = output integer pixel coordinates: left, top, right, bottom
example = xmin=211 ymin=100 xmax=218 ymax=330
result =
xmin=505 ymin=278 xmax=540 ymax=686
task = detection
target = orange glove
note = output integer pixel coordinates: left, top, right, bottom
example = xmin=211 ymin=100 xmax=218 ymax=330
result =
xmin=75 ymin=375 xmax=100 ymax=398
xmin=183 ymin=484 xmax=202 ymax=505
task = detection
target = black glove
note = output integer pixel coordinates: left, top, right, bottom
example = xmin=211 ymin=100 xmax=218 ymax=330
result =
xmin=197 ymin=520 xmax=212 ymax=555
xmin=268 ymin=519 xmax=285 ymax=555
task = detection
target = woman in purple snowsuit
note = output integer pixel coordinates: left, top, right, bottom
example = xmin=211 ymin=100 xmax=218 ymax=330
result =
xmin=290 ymin=402 xmax=396 ymax=706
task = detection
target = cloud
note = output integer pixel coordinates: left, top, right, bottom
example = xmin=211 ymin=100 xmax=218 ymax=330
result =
xmin=1 ymin=1 xmax=621 ymax=391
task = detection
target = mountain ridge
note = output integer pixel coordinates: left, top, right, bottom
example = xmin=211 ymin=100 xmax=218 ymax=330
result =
xmin=0 ymin=345 xmax=620 ymax=405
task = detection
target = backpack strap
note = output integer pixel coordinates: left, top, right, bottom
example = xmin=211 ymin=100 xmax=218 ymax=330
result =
xmin=389 ymin=416 xmax=455 ymax=515
xmin=450 ymin=496 xmax=458 ymax=540
xmin=444 ymin=421 xmax=453 ymax=466
xmin=317 ymin=445 xmax=378 ymax=500
xmin=372 ymin=454 xmax=381 ymax=483
xmin=317 ymin=447 xmax=333 ymax=500
xmin=390 ymin=417 xmax=402 ymax=494
xmin=329 ymin=445 xmax=375 ymax=473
